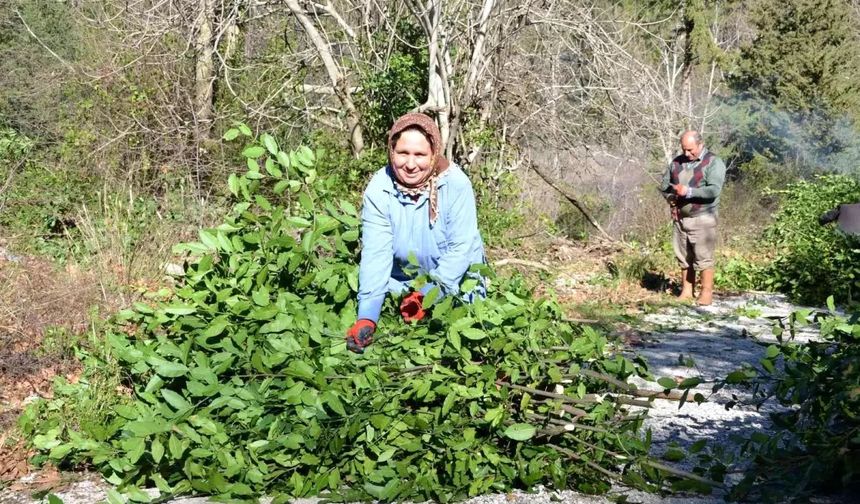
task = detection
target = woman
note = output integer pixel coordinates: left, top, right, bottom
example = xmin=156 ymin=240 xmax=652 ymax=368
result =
xmin=346 ymin=113 xmax=486 ymax=353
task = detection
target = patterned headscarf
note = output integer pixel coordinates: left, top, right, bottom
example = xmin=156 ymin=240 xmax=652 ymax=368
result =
xmin=388 ymin=113 xmax=450 ymax=224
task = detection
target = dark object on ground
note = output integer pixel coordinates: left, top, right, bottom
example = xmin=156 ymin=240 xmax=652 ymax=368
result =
xmin=819 ymin=203 xmax=860 ymax=236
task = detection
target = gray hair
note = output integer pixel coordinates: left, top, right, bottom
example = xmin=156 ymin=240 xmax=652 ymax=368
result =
xmin=680 ymin=130 xmax=703 ymax=144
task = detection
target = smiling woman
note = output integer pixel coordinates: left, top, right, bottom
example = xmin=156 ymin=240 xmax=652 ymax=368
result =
xmin=345 ymin=113 xmax=486 ymax=353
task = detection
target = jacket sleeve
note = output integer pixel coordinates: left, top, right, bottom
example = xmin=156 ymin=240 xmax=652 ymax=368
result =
xmin=429 ymin=180 xmax=481 ymax=295
xmin=357 ymin=188 xmax=393 ymax=322
xmin=659 ymin=163 xmax=674 ymax=200
xmin=688 ymin=157 xmax=726 ymax=200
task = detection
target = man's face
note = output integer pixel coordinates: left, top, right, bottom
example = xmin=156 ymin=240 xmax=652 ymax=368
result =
xmin=681 ymin=137 xmax=703 ymax=161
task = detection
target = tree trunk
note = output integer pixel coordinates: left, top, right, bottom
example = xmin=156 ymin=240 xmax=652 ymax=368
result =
xmin=285 ymin=0 xmax=365 ymax=156
xmin=193 ymin=0 xmax=216 ymax=142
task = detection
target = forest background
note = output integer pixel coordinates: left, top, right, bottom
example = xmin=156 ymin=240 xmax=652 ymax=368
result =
xmin=4 ymin=0 xmax=860 ymax=307
xmin=1 ymin=0 xmax=860 ymax=499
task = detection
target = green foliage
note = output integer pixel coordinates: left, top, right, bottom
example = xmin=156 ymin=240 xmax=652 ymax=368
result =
xmin=21 ymin=132 xmax=689 ymax=502
xmin=0 ymin=0 xmax=80 ymax=138
xmin=309 ymin=131 xmax=388 ymax=199
xmin=759 ymin=175 xmax=860 ymax=305
xmin=356 ymin=21 xmax=428 ymax=146
xmin=714 ymin=256 xmax=764 ymax=292
xmin=699 ymin=304 xmax=860 ymax=501
xmin=728 ymin=0 xmax=860 ymax=120
xmin=0 ymin=127 xmax=98 ymax=260
xmin=719 ymin=0 xmax=860 ymax=173
xmin=473 ymin=171 xmax=526 ymax=249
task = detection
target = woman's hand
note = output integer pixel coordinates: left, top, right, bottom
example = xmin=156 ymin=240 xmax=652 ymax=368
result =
xmin=346 ymin=319 xmax=376 ymax=353
xmin=400 ymin=291 xmax=425 ymax=322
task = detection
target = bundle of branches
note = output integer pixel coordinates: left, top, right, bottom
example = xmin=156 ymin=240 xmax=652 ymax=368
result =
xmin=22 ymin=128 xmax=697 ymax=502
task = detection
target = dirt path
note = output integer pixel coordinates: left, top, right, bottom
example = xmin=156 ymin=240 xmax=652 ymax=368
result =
xmin=0 ymin=293 xmax=837 ymax=504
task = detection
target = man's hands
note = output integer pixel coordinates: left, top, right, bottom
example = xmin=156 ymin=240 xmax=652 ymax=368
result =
xmin=346 ymin=319 xmax=376 ymax=353
xmin=670 ymin=183 xmax=689 ymax=197
xmin=399 ymin=291 xmax=425 ymax=322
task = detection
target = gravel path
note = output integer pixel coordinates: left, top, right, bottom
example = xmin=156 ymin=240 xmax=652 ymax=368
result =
xmin=0 ymin=293 xmax=838 ymax=504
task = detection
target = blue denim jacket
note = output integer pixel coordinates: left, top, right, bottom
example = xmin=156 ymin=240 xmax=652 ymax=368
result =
xmin=357 ymin=164 xmax=486 ymax=322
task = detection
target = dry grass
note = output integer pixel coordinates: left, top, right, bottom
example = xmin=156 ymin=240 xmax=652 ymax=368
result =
xmin=0 ymin=255 xmax=104 ymax=413
xmin=73 ymin=187 xmax=195 ymax=296
xmin=0 ymin=247 xmax=123 ymax=482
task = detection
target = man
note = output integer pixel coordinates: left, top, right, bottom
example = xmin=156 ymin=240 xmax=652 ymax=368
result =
xmin=660 ymin=131 xmax=726 ymax=306
xmin=819 ymin=202 xmax=860 ymax=236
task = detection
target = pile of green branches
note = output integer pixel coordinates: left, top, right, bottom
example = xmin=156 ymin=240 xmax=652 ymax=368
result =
xmin=21 ymin=128 xmax=698 ymax=503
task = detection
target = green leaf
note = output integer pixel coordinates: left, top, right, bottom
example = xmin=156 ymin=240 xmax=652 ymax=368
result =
xmin=461 ymin=328 xmax=486 ymax=340
xmin=265 ymin=158 xmax=283 ymax=177
xmin=274 ymin=180 xmax=290 ymax=195
xmin=765 ymin=345 xmax=780 ymax=358
xmin=503 ymin=423 xmax=536 ymax=441
xmin=161 ymin=389 xmax=193 ymax=411
xmin=657 ymin=377 xmax=676 ymax=389
xmin=164 ymin=305 xmax=196 ymax=316
xmin=242 ymin=145 xmax=265 ymax=158
xmin=261 ymin=133 xmax=279 ymax=155
xmin=447 ymin=329 xmax=461 ymax=350
xmin=151 ymin=438 xmax=165 ymax=464
xmin=663 ymin=447 xmax=685 ymax=462
xmin=296 ymin=145 xmax=315 ymax=166
xmin=106 ymin=489 xmax=127 ymax=504
xmin=202 ymin=318 xmax=229 ymax=338
xmin=286 ymin=217 xmax=312 ymax=229
xmin=678 ymin=377 xmax=702 ymax=389
xmin=252 ymin=287 xmax=270 ymax=306
xmin=150 ymin=358 xmax=189 ymax=378
xmin=407 ymin=251 xmax=419 ymax=266
xmin=237 ymin=123 xmax=252 ymax=136
xmin=276 ymin=151 xmax=291 ymax=169
xmin=228 ymin=174 xmax=240 ymax=196
xmin=223 ymin=128 xmax=240 ymax=141
xmin=323 ymin=391 xmax=347 ymax=416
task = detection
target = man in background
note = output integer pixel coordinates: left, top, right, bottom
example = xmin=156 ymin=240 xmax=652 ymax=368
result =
xmin=819 ymin=203 xmax=860 ymax=236
xmin=660 ymin=131 xmax=727 ymax=306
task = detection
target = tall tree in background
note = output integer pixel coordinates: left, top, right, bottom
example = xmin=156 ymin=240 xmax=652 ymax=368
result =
xmin=722 ymin=0 xmax=860 ymax=171
xmin=730 ymin=0 xmax=860 ymax=118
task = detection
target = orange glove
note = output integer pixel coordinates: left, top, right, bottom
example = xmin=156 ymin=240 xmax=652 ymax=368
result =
xmin=400 ymin=291 xmax=425 ymax=322
xmin=346 ymin=319 xmax=376 ymax=353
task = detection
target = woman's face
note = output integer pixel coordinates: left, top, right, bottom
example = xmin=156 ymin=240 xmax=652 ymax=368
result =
xmin=391 ymin=129 xmax=434 ymax=186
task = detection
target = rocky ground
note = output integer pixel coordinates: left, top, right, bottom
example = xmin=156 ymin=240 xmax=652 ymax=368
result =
xmin=2 ymin=290 xmax=846 ymax=504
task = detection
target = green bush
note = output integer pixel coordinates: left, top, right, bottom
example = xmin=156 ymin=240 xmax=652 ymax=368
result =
xmin=21 ymin=132 xmax=692 ymax=502
xmin=759 ymin=175 xmax=860 ymax=305
xmin=714 ymin=256 xmax=764 ymax=292
xmin=699 ymin=303 xmax=860 ymax=501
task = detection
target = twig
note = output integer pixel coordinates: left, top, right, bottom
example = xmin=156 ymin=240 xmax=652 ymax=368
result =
xmin=15 ymin=10 xmax=77 ymax=75
xmin=492 ymin=258 xmax=553 ymax=272
xmin=498 ymin=381 xmax=653 ymax=408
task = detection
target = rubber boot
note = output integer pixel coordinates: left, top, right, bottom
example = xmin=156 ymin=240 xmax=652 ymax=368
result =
xmin=679 ymin=267 xmax=695 ymax=300
xmin=697 ymin=268 xmax=715 ymax=306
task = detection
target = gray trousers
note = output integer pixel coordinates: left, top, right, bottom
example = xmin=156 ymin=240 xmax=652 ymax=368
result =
xmin=672 ymin=214 xmax=717 ymax=271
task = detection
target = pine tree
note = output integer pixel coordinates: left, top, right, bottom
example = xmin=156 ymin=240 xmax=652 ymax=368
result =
xmin=729 ymin=0 xmax=860 ymax=119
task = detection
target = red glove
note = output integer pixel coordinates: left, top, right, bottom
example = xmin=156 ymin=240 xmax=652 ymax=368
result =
xmin=346 ymin=319 xmax=376 ymax=353
xmin=400 ymin=291 xmax=425 ymax=322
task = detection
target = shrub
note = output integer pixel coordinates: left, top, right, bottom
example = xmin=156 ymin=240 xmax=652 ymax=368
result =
xmin=759 ymin=175 xmax=860 ymax=305
xmin=699 ymin=302 xmax=860 ymax=501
